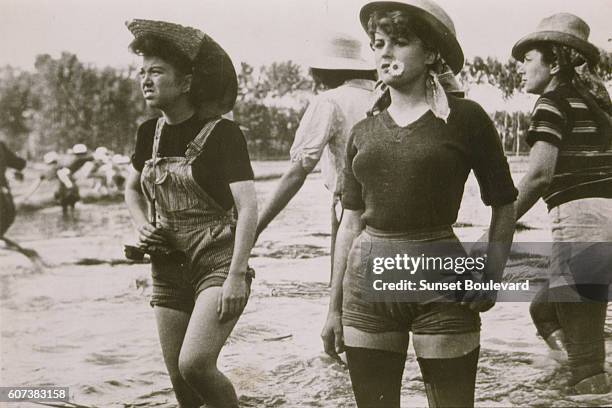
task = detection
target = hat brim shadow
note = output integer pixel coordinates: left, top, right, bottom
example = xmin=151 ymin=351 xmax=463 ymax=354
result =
xmin=359 ymin=1 xmax=464 ymax=74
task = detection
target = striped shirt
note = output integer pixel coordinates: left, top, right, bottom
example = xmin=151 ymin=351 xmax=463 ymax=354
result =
xmin=527 ymin=84 xmax=612 ymax=210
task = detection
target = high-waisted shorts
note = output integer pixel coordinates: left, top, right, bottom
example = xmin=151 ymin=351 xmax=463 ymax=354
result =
xmin=342 ymin=226 xmax=481 ymax=335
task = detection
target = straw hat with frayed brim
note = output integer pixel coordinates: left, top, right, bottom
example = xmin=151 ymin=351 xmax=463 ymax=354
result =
xmin=126 ymin=19 xmax=237 ymax=118
xmin=512 ymin=13 xmax=600 ymax=66
xmin=308 ymin=33 xmax=375 ymax=71
xmin=359 ymin=0 xmax=464 ymax=74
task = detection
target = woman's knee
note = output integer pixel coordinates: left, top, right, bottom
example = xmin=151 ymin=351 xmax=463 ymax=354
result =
xmin=178 ymin=352 xmax=218 ymax=385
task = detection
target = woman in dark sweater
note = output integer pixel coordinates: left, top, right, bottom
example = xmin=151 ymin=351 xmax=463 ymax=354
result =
xmin=124 ymin=20 xmax=256 ymax=408
xmin=321 ymin=1 xmax=517 ymax=407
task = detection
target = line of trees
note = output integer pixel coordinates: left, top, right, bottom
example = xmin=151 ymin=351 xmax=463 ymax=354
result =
xmin=0 ymin=51 xmax=610 ymax=159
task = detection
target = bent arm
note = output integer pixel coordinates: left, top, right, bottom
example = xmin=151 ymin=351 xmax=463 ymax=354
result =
xmin=484 ymin=202 xmax=516 ymax=283
xmin=328 ymin=209 xmax=364 ymax=313
xmin=515 ymin=141 xmax=558 ymax=221
xmin=229 ymin=180 xmax=258 ymax=276
xmin=256 ymin=160 xmax=311 ymax=236
xmin=56 ymin=168 xmax=74 ymax=188
xmin=124 ymin=166 xmax=149 ymax=229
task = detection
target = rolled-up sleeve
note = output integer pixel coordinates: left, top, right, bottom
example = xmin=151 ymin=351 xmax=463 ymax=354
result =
xmin=289 ymin=96 xmax=337 ymax=172
xmin=341 ymin=129 xmax=365 ymax=210
xmin=471 ymin=109 xmax=518 ymax=207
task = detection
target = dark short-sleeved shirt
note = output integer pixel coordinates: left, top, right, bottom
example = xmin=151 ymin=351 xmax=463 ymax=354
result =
xmin=132 ymin=115 xmax=254 ymax=210
xmin=342 ymin=96 xmax=517 ymax=232
xmin=526 ymin=84 xmax=612 ymax=210
xmin=0 ymin=141 xmax=26 ymax=187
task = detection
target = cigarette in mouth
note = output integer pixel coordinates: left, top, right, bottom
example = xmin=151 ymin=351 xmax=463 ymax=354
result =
xmin=388 ymin=60 xmax=405 ymax=76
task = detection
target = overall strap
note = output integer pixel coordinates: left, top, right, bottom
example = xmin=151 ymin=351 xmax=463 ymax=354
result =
xmin=147 ymin=117 xmax=165 ymax=226
xmin=152 ymin=117 xmax=165 ymax=160
xmin=185 ymin=117 xmax=223 ymax=164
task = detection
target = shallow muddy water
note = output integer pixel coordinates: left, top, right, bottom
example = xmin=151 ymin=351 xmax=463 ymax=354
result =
xmin=1 ymin=165 xmax=610 ymax=407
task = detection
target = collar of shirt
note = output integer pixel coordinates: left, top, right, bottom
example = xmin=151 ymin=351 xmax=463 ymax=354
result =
xmin=343 ymin=79 xmax=375 ymax=91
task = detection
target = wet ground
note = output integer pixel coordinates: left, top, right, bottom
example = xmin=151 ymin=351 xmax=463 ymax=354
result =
xmin=1 ymin=161 xmax=611 ymax=407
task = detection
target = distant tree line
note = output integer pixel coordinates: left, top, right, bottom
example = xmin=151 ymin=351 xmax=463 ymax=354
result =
xmin=0 ymin=50 xmax=610 ymax=159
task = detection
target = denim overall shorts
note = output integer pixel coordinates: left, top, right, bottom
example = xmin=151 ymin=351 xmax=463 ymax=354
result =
xmin=141 ymin=117 xmax=247 ymax=313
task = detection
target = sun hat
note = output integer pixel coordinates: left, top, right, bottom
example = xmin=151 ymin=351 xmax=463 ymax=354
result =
xmin=94 ymin=147 xmax=110 ymax=161
xmin=512 ymin=13 xmax=600 ymax=66
xmin=359 ymin=0 xmax=464 ymax=74
xmin=309 ymin=32 xmax=375 ymax=71
xmin=72 ymin=144 xmax=88 ymax=155
xmin=126 ymin=19 xmax=238 ymax=118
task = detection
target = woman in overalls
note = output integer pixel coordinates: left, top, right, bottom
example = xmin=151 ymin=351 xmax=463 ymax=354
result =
xmin=321 ymin=1 xmax=517 ymax=406
xmin=124 ymin=20 xmax=257 ymax=408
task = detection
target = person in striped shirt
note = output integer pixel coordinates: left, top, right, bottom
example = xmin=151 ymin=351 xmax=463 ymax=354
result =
xmin=512 ymin=13 xmax=612 ymax=394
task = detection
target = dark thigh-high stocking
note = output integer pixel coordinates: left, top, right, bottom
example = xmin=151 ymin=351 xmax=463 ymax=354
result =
xmin=416 ymin=346 xmax=480 ymax=408
xmin=345 ymin=346 xmax=407 ymax=408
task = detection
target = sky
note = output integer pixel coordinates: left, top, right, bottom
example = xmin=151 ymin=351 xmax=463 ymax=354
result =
xmin=1 ymin=0 xmax=611 ymax=71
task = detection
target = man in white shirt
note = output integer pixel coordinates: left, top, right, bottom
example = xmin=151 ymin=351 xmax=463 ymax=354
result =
xmin=256 ymin=32 xmax=376 ymax=268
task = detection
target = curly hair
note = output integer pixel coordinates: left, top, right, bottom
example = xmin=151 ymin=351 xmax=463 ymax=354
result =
xmin=129 ymin=35 xmax=192 ymax=75
xmin=366 ymin=10 xmax=445 ymax=71
xmin=367 ymin=11 xmax=433 ymax=51
xmin=129 ymin=34 xmax=234 ymax=112
xmin=530 ymin=43 xmax=578 ymax=83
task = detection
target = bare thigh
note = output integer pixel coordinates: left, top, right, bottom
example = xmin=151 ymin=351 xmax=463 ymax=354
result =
xmin=154 ymin=306 xmax=191 ymax=375
xmin=180 ymin=286 xmax=241 ymax=364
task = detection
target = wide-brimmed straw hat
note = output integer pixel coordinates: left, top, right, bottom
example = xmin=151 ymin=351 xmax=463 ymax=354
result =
xmin=512 ymin=13 xmax=600 ymax=66
xmin=309 ymin=32 xmax=375 ymax=71
xmin=359 ymin=0 xmax=464 ymax=74
xmin=126 ymin=19 xmax=238 ymax=118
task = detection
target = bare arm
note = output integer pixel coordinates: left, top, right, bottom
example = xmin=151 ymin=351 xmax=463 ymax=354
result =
xmin=484 ymin=202 xmax=516 ymax=283
xmin=218 ymin=180 xmax=258 ymax=322
xmin=228 ymin=180 xmax=258 ymax=277
xmin=322 ymin=209 xmax=364 ymax=358
xmin=515 ymin=141 xmax=558 ymax=221
xmin=329 ymin=209 xmax=364 ymax=312
xmin=256 ymin=160 xmax=311 ymax=237
xmin=124 ymin=166 xmax=167 ymax=248
xmin=124 ymin=166 xmax=149 ymax=230
xmin=463 ymin=202 xmax=515 ymax=311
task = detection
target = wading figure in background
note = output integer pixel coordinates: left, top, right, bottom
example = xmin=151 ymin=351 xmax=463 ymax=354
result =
xmin=59 ymin=143 xmax=92 ymax=216
xmin=38 ymin=151 xmax=77 ymax=216
xmin=511 ymin=13 xmax=612 ymax=394
xmin=0 ymin=141 xmax=45 ymax=268
xmin=124 ymin=20 xmax=257 ymax=408
xmin=0 ymin=140 xmax=26 ymax=238
xmin=321 ymin=1 xmax=517 ymax=407
xmin=256 ymin=32 xmax=376 ymax=271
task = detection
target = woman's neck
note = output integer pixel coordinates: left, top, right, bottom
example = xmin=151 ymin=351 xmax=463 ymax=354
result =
xmin=542 ymin=76 xmax=562 ymax=94
xmin=387 ymin=74 xmax=430 ymax=127
xmin=162 ymin=97 xmax=196 ymax=125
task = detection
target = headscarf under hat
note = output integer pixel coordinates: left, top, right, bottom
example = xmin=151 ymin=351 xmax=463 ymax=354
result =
xmin=512 ymin=14 xmax=611 ymax=147
xmin=368 ymin=58 xmax=461 ymax=122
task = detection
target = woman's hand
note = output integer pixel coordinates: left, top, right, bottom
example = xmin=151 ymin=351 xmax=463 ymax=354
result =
xmin=137 ymin=222 xmax=170 ymax=250
xmin=321 ymin=311 xmax=344 ymax=361
xmin=217 ymin=274 xmax=249 ymax=322
xmin=461 ymin=285 xmax=497 ymax=312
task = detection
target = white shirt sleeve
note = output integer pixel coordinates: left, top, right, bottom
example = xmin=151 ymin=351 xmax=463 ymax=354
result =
xmin=289 ymin=95 xmax=338 ymax=172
